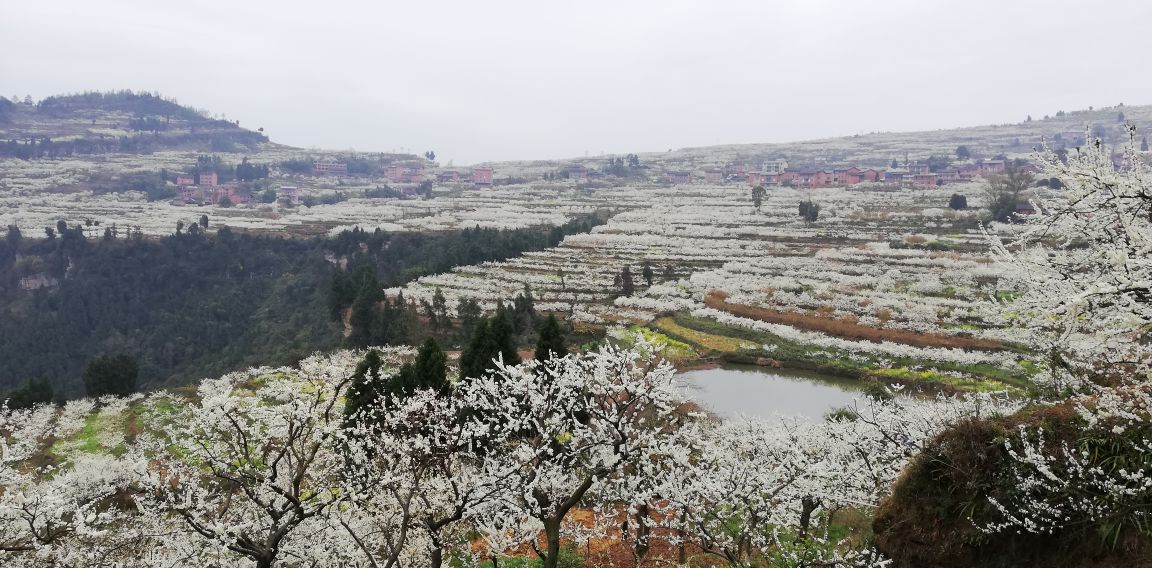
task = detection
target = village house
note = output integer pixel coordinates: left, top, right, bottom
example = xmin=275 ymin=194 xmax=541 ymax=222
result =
xmin=704 ymin=169 xmax=724 ymax=183
xmin=472 ymin=167 xmax=494 ymax=187
xmin=976 ymin=160 xmax=1006 ymax=175
xmin=936 ymin=169 xmax=963 ymax=184
xmin=175 ymin=176 xmax=195 ymax=186
xmin=312 ymin=160 xmax=348 ymax=176
xmin=746 ymin=171 xmax=779 ymax=186
xmin=912 ymin=173 xmax=939 ymax=189
xmin=278 ymin=186 xmax=301 ymax=205
xmin=385 ymin=163 xmax=425 ymax=183
xmin=437 ymin=171 xmax=461 ymax=183
xmin=884 ymin=170 xmax=909 ymax=185
xmin=179 ymin=185 xmax=196 ymax=203
xmin=761 ymin=159 xmax=789 ymax=175
xmin=567 ymin=164 xmax=589 ymax=182
xmin=199 ymin=172 xmax=218 ymax=186
xmin=666 ymin=171 xmax=691 ymax=184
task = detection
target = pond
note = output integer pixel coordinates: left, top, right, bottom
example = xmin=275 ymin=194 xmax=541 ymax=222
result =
xmin=677 ymin=364 xmax=865 ymax=420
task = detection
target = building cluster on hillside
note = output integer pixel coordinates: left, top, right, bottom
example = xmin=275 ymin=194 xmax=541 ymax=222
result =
xmin=312 ymin=159 xmax=348 ymax=176
xmin=385 ymin=163 xmax=426 ymax=184
xmin=734 ymin=159 xmax=1013 ymax=189
xmin=432 ymin=167 xmax=495 ymax=186
xmin=175 ymin=173 xmax=251 ymax=205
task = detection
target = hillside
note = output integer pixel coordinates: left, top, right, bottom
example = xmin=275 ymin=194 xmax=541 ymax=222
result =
xmin=0 ymin=215 xmax=602 ymax=397
xmin=0 ymin=90 xmax=269 ymax=158
xmin=484 ymin=103 xmax=1152 ymax=178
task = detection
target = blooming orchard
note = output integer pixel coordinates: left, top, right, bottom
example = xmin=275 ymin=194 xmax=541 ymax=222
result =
xmin=0 ymin=339 xmax=1031 ymax=567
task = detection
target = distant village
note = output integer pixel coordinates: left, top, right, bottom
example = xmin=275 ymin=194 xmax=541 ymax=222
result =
xmin=168 ymin=152 xmax=1035 ymax=208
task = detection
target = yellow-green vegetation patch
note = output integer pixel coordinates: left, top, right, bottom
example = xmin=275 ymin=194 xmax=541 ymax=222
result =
xmin=616 ymin=324 xmax=697 ymax=360
xmin=651 ymin=317 xmax=757 ymax=354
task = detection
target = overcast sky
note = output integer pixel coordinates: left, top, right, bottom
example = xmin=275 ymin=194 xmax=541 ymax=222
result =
xmin=3 ymin=0 xmax=1151 ymax=165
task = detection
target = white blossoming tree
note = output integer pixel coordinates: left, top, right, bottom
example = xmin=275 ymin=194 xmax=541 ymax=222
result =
xmin=956 ymin=130 xmax=1152 ymax=549
xmin=465 ymin=343 xmax=697 ymax=568
xmin=134 ymin=355 xmax=363 ymax=568
xmin=990 ymin=127 xmax=1152 ymax=388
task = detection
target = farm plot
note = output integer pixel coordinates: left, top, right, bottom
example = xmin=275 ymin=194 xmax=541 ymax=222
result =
xmin=393 ymin=182 xmax=1034 ymax=389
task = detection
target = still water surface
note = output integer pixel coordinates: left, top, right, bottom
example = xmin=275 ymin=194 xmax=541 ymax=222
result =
xmin=678 ymin=364 xmax=864 ymax=420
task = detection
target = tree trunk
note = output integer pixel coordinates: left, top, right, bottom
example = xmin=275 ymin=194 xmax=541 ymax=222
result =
xmin=798 ymin=495 xmax=820 ymax=541
xmin=633 ymin=505 xmax=650 ymax=567
xmin=677 ymin=512 xmax=687 ymax=565
xmin=542 ymin=517 xmax=562 ymax=568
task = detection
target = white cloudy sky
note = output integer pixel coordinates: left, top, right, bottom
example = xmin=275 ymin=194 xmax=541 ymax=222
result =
xmin=2 ymin=0 xmax=1150 ymax=164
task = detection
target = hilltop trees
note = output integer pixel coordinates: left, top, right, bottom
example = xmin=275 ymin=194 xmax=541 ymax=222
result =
xmin=82 ymin=354 xmax=137 ymax=397
xmin=2 ymin=378 xmax=53 ymax=410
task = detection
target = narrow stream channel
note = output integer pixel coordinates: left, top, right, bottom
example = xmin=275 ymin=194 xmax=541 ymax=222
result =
xmin=677 ymin=364 xmax=865 ymax=420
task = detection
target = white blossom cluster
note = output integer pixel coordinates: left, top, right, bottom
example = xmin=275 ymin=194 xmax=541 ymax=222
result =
xmin=0 ymin=338 xmax=1031 ymax=567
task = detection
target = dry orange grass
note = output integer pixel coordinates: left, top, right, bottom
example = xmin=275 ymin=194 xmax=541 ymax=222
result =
xmin=704 ymin=293 xmax=1006 ymax=351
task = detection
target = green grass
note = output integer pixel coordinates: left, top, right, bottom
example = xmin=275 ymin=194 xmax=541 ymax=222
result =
xmin=51 ymin=409 xmax=123 ymax=458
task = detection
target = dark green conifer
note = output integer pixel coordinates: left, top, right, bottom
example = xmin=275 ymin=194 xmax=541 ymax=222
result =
xmin=534 ymin=314 xmax=568 ymax=364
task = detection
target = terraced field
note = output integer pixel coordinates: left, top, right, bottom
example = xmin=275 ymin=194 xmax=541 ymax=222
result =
xmin=392 ymin=181 xmax=1036 ymax=390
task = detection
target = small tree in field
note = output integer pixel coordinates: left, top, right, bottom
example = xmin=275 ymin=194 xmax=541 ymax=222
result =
xmin=751 ymin=184 xmax=766 ymax=210
xmin=799 ymin=200 xmax=819 ymax=223
xmin=948 ymin=193 xmax=968 ymax=210
xmin=641 ymin=260 xmax=654 ymax=287
xmin=984 ymin=163 xmax=1034 ymax=222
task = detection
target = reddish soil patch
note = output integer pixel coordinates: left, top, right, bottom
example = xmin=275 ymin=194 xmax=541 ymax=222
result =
xmin=704 ymin=293 xmax=1006 ymax=351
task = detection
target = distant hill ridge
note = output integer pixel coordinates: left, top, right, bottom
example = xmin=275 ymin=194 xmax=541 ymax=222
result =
xmin=0 ymin=90 xmax=268 ymax=158
xmin=476 ymin=103 xmax=1152 ymax=175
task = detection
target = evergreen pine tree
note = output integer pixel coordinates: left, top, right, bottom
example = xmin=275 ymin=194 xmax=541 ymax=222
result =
xmin=347 ymin=285 xmax=380 ymax=348
xmin=461 ymin=310 xmax=521 ymax=380
xmin=457 ymin=298 xmax=482 ymax=340
xmin=343 ymin=349 xmax=385 ymax=425
xmin=512 ymin=285 xmax=537 ymax=337
xmin=490 ymin=306 xmax=522 ymax=368
xmin=534 ymin=314 xmax=568 ymax=364
xmin=459 ymin=319 xmax=492 ymax=379
xmin=407 ymin=337 xmax=448 ymax=394
xmin=431 ymin=287 xmax=449 ymax=329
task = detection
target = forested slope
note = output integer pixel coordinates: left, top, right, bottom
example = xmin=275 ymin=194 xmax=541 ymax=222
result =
xmin=0 ymin=214 xmax=605 ymax=397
